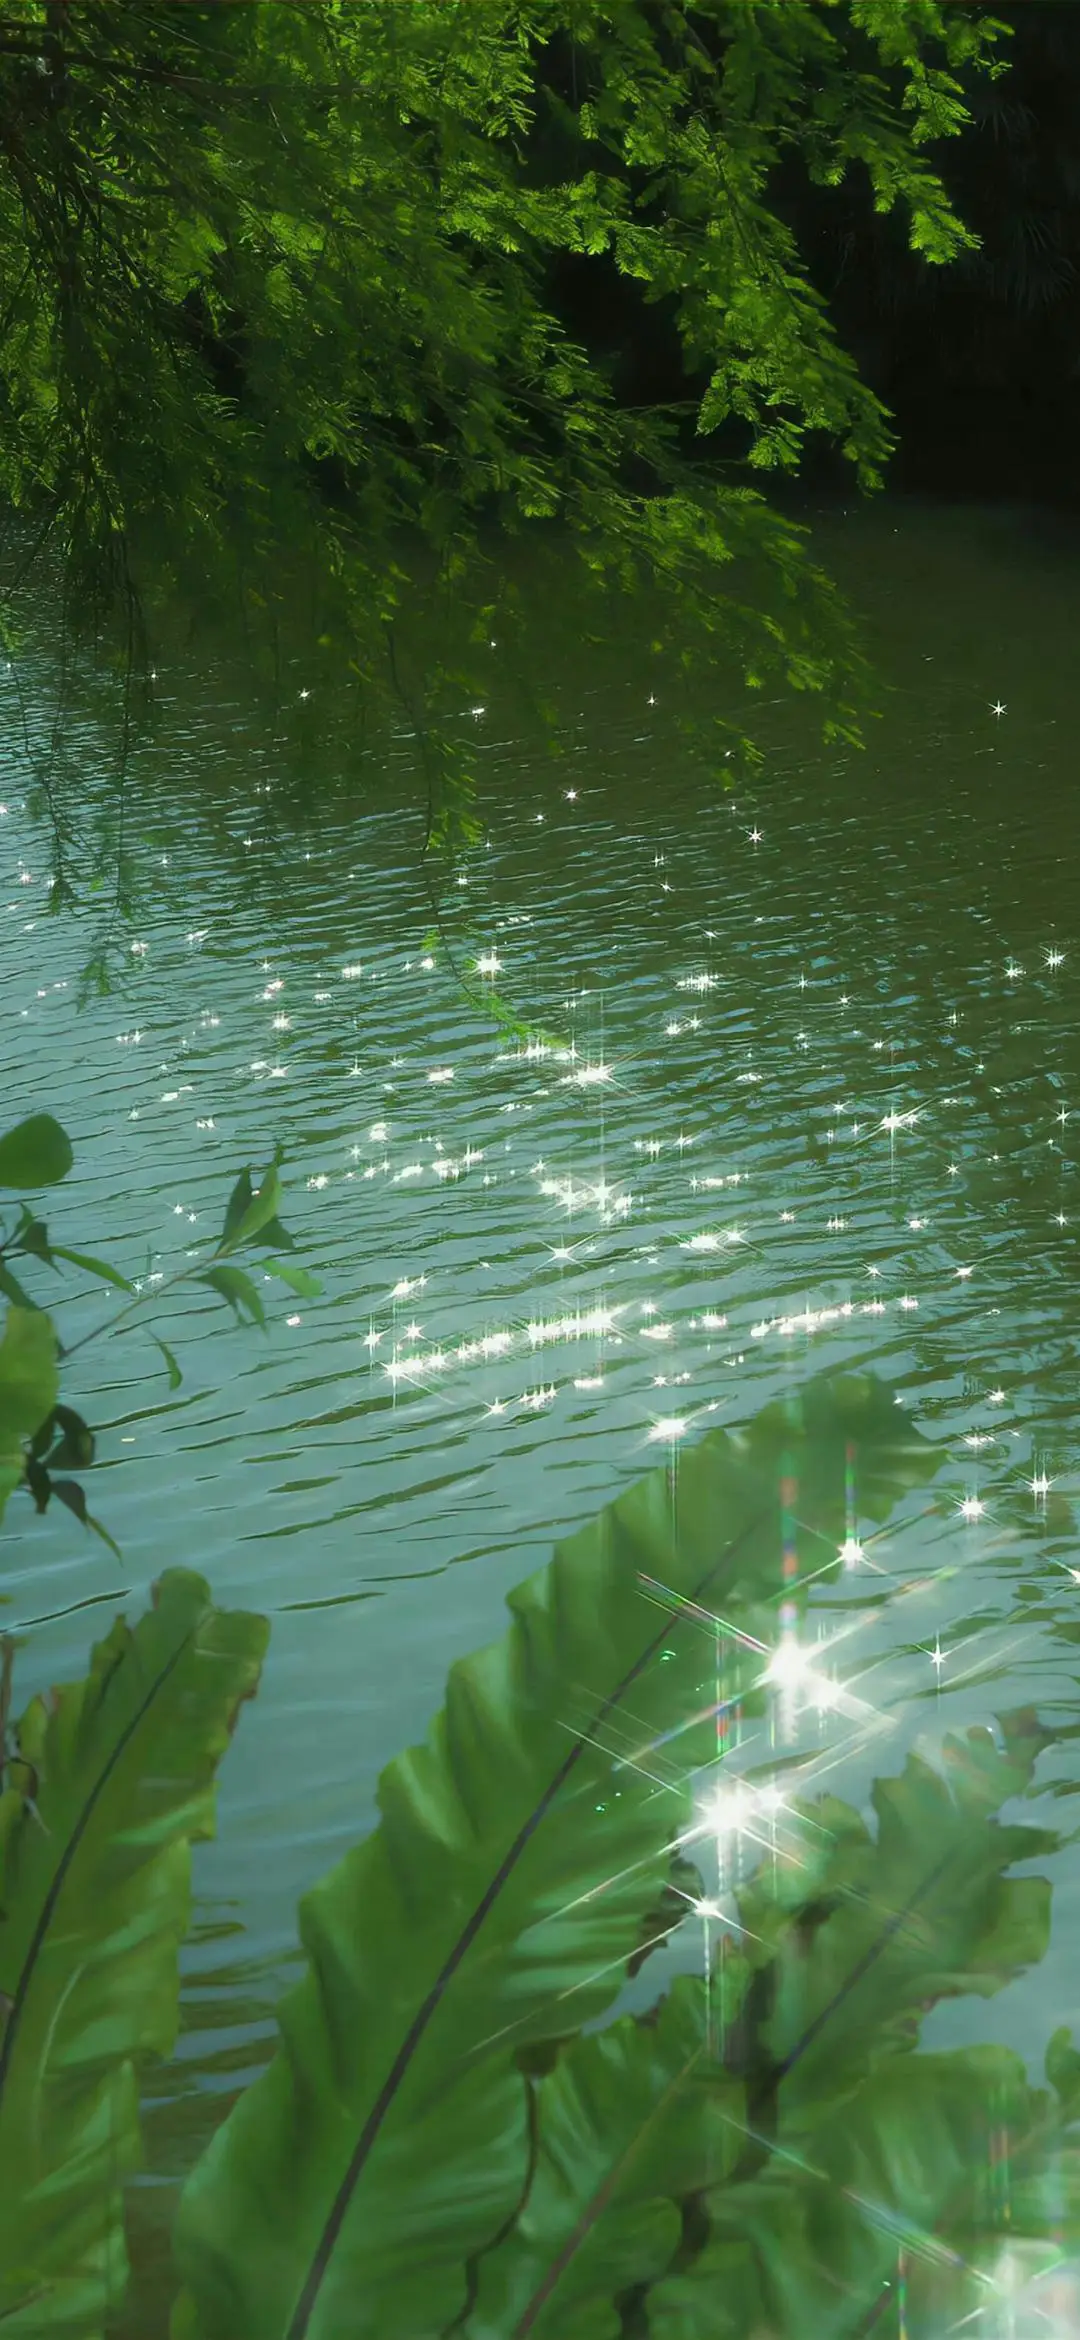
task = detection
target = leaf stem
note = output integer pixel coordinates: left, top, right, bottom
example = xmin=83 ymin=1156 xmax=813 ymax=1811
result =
xmin=57 ymin=1242 xmax=232 ymax=1366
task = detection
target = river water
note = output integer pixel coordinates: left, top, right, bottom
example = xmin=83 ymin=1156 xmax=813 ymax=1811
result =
xmin=3 ymin=493 xmax=1080 ymax=2300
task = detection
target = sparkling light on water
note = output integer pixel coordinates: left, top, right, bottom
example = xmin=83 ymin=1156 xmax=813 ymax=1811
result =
xmin=4 ymin=635 xmax=1080 ymax=2334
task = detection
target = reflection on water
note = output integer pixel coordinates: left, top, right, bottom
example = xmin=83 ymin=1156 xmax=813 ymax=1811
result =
xmin=3 ymin=498 xmax=1080 ymax=2230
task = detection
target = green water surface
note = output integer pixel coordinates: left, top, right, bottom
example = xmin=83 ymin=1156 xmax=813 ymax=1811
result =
xmin=3 ymin=494 xmax=1080 ymax=2264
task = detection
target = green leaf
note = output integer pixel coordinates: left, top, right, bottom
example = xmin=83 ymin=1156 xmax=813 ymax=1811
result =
xmin=197 ymin=1266 xmax=267 ymax=1330
xmin=50 ymin=1477 xmax=87 ymax=1525
xmin=170 ymin=1370 xmax=939 ymax=2340
xmin=49 ymin=1246 xmax=135 ymax=1295
xmin=254 ymin=1215 xmax=297 ymax=1254
xmin=0 ymin=1569 xmax=269 ymax=2333
xmin=220 ymin=1163 xmax=287 ymax=1255
xmin=0 ymin=1264 xmax=38 ymax=1313
xmin=0 ymin=1117 xmax=74 ymax=1191
xmin=22 ymin=1456 xmax=52 ymax=1515
xmin=149 ymin=1333 xmax=183 ymax=1391
xmin=84 ymin=1508 xmax=123 ymax=1564
xmin=1046 ymin=2024 xmax=1080 ymax=2116
xmin=649 ymin=2046 xmax=1033 ymax=2340
xmin=220 ymin=1167 xmax=256 ymax=1246
xmin=463 ymin=1971 xmax=748 ymax=2339
xmin=26 ymin=1402 xmax=95 ymax=1473
xmin=50 ymin=1407 xmax=95 ymax=1472
xmin=15 ymin=1215 xmax=53 ymax=1266
xmin=997 ymin=2027 xmax=1080 ymax=2241
xmin=0 ymin=1307 xmax=58 ymax=1527
xmin=262 ymin=1260 xmax=322 ymax=1299
xmin=736 ymin=1706 xmax=1060 ymax=2121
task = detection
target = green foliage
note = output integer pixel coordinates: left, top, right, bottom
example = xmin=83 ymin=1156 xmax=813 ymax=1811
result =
xmin=794 ymin=1 xmax=1080 ymax=421
xmin=735 ymin=1706 xmax=1059 ymax=2118
xmin=0 ymin=1569 xmax=268 ymax=2336
xmin=218 ymin=1157 xmax=294 ymax=1258
xmin=164 ymin=1375 xmax=935 ymax=2340
xmin=0 ymin=1115 xmax=74 ymax=1191
xmin=648 ymin=2043 xmax=1028 ymax=2340
xmin=0 ymin=1116 xmax=321 ymax=1554
xmin=0 ymin=1307 xmax=57 ymax=1524
xmin=0 ymin=0 xmax=1011 ymax=887
xmin=196 ymin=1265 xmax=267 ymax=1333
xmin=462 ymin=1971 xmax=749 ymax=2339
xmin=0 ymin=1367 xmax=1078 ymax=2337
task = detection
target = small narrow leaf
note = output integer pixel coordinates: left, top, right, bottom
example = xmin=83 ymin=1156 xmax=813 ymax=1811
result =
xmin=51 ymin=1477 xmax=87 ymax=1525
xmin=250 ymin=1214 xmax=296 ymax=1253
xmin=220 ymin=1164 xmax=286 ymax=1253
xmin=198 ymin=1266 xmax=267 ymax=1329
xmin=85 ymin=1508 xmax=123 ymax=1562
xmin=221 ymin=1168 xmax=255 ymax=1246
xmin=22 ymin=1458 xmax=52 ymax=1515
xmin=262 ymin=1260 xmax=322 ymax=1298
xmin=50 ymin=1245 xmax=135 ymax=1295
xmin=15 ymin=1217 xmax=52 ymax=1266
xmin=149 ymin=1333 xmax=183 ymax=1391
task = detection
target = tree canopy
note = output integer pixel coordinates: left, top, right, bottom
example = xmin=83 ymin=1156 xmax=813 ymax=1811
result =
xmin=0 ymin=0 xmax=1010 ymax=875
